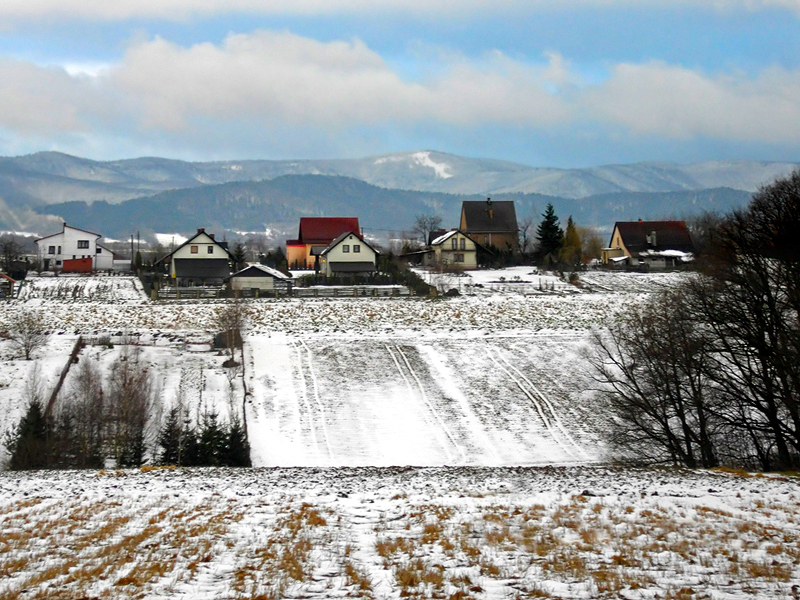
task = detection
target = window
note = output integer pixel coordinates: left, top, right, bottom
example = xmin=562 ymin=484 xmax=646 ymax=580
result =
xmin=57 ymin=246 xmax=61 ymax=254
xmin=342 ymin=245 xmax=350 ymax=253
xmin=48 ymin=246 xmax=55 ymax=255
xmin=56 ymin=260 xmax=62 ymax=266
xmin=451 ymin=238 xmax=457 ymax=250
xmin=207 ymin=246 xmax=214 ymax=254
xmin=77 ymin=240 xmax=89 ymax=249
xmin=190 ymin=245 xmax=198 ymax=254
xmin=353 ymin=244 xmax=360 ymax=253
xmin=455 ymin=253 xmax=464 ymax=263
xmin=96 ymin=247 xmax=102 ymax=254
xmin=460 ymin=238 xmax=466 ymax=250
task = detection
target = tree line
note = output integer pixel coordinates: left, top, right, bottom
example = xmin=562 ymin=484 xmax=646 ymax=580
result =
xmin=592 ymin=170 xmax=800 ymax=470
xmin=4 ymin=346 xmax=251 ymax=470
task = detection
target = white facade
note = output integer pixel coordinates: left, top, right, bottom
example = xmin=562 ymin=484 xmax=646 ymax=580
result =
xmin=319 ymin=232 xmax=378 ymax=277
xmin=36 ymin=223 xmax=102 ymax=272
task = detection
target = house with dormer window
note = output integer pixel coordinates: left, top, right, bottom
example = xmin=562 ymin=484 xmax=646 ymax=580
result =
xmin=602 ymin=220 xmax=695 ymax=269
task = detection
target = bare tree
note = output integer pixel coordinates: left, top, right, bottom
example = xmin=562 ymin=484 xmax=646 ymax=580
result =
xmin=518 ymin=216 xmax=535 ymax=258
xmin=218 ymin=301 xmax=248 ymax=366
xmin=106 ymin=347 xmax=156 ymax=467
xmin=412 ymin=214 xmax=443 ymax=245
xmin=10 ymin=309 xmax=47 ymax=360
xmin=590 ymin=286 xmax=719 ymax=468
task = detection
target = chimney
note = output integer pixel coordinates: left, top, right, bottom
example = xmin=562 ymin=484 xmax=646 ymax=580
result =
xmin=209 ymin=233 xmax=215 ymax=240
xmin=487 ymin=197 xmax=493 ymax=220
xmin=197 ymin=227 xmax=205 ymax=234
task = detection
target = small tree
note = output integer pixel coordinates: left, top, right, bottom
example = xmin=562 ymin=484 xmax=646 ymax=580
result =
xmin=218 ymin=301 xmax=246 ymax=365
xmin=559 ymin=216 xmax=582 ymax=269
xmin=10 ymin=309 xmax=47 ymax=360
xmin=535 ymin=203 xmax=564 ymax=266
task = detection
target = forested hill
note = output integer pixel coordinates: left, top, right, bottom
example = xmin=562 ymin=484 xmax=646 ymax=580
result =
xmin=35 ymin=174 xmax=753 ymax=240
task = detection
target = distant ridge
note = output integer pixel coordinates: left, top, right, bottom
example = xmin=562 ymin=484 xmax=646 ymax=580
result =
xmin=0 ymin=149 xmax=791 ymax=237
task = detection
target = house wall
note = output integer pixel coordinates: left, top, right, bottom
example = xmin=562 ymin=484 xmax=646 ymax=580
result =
xmin=230 ymin=276 xmax=275 ymax=291
xmin=37 ymin=226 xmax=100 ymax=272
xmin=467 ymin=231 xmax=518 ymax=252
xmin=601 ymin=227 xmax=631 ymax=265
xmin=287 ymin=243 xmax=312 ymax=269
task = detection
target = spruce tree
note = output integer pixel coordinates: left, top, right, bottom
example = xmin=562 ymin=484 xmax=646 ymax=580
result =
xmin=6 ymin=400 xmax=51 ymax=470
xmin=224 ymin=418 xmax=252 ymax=467
xmin=535 ymin=203 xmax=564 ymax=265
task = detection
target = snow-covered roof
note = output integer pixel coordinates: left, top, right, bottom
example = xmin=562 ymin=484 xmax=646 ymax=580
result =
xmin=430 ymin=230 xmax=458 ymax=246
xmin=228 ymin=263 xmax=291 ymax=280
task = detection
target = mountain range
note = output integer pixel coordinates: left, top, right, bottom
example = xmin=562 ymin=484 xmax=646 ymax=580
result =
xmin=0 ymin=150 xmax=795 ymax=241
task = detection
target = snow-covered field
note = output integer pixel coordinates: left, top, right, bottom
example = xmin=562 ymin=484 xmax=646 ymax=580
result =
xmin=1 ymin=466 xmax=798 ymax=599
xmin=4 ymin=271 xmax=798 ymax=598
xmin=0 ymin=271 xmax=640 ymax=466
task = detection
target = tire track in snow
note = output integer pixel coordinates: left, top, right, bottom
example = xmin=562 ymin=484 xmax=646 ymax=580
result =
xmin=299 ymin=339 xmax=334 ymax=461
xmin=495 ymin=349 xmax=591 ymax=460
xmin=386 ymin=345 xmax=461 ymax=463
xmin=289 ymin=338 xmax=321 ymax=459
xmin=487 ymin=350 xmax=579 ymax=460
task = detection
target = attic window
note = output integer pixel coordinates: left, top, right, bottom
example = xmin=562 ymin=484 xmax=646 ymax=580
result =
xmin=353 ymin=245 xmax=361 ymax=253
xmin=77 ymin=240 xmax=89 ymax=249
xmin=207 ymin=246 xmax=214 ymax=254
xmin=191 ymin=245 xmax=198 ymax=254
xmin=460 ymin=238 xmax=466 ymax=250
xmin=451 ymin=238 xmax=457 ymax=250
xmin=342 ymin=245 xmax=350 ymax=253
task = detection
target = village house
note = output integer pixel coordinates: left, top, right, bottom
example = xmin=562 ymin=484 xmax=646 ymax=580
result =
xmin=602 ymin=220 xmax=695 ymax=269
xmin=286 ymin=217 xmax=361 ymax=270
xmin=318 ymin=231 xmax=379 ymax=278
xmin=155 ymin=228 xmax=233 ymax=286
xmin=35 ymin=223 xmax=123 ymax=272
xmin=460 ymin=198 xmax=519 ymax=253
xmin=423 ymin=229 xmax=480 ymax=270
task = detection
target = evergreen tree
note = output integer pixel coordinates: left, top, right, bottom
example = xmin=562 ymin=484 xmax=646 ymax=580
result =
xmin=232 ymin=243 xmax=247 ymax=272
xmin=158 ymin=406 xmax=183 ymax=465
xmin=6 ymin=400 xmax=51 ymax=470
xmin=224 ymin=418 xmax=252 ymax=467
xmin=197 ymin=411 xmax=226 ymax=466
xmin=535 ymin=203 xmax=564 ymax=265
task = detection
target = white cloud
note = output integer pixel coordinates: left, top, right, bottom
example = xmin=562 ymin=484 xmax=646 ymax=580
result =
xmin=1 ymin=30 xmax=800 ymax=160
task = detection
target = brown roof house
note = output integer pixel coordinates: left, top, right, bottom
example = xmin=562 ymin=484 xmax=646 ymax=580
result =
xmin=286 ymin=217 xmax=361 ymax=270
xmin=460 ymin=199 xmax=519 ymax=253
xmin=602 ymin=221 xmax=695 ymax=270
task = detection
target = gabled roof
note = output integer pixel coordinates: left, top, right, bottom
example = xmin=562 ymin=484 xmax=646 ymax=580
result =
xmin=461 ymin=200 xmax=518 ymax=233
xmin=156 ymin=228 xmax=233 ymax=264
xmin=613 ymin=221 xmax=695 ymax=255
xmin=320 ymin=230 xmax=379 ymax=257
xmin=36 ymin=222 xmax=101 ymax=243
xmin=295 ymin=217 xmax=360 ymax=245
xmin=227 ymin=264 xmax=291 ymax=280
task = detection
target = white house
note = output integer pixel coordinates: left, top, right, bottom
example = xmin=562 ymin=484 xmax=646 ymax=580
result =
xmin=36 ymin=223 xmax=102 ymax=272
xmin=424 ymin=230 xmax=479 ymax=270
xmin=318 ymin=231 xmax=379 ymax=278
xmin=226 ymin=264 xmax=291 ymax=294
xmin=155 ymin=228 xmax=233 ymax=286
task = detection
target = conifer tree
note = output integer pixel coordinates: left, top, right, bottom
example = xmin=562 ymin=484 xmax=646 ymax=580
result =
xmin=535 ymin=203 xmax=564 ymax=265
xmin=6 ymin=400 xmax=51 ymax=470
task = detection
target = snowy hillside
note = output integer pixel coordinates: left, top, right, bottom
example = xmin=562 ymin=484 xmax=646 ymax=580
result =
xmin=0 ymin=270 xmax=668 ymax=468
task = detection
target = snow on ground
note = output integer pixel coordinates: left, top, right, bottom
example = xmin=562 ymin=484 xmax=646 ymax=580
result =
xmin=0 ymin=271 xmax=674 ymax=468
xmin=0 ymin=466 xmax=798 ymax=599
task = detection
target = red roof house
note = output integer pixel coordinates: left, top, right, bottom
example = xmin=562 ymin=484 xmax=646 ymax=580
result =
xmin=286 ymin=217 xmax=360 ymax=269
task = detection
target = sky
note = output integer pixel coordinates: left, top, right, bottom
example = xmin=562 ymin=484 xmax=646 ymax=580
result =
xmin=1 ymin=1 xmax=800 ymax=168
